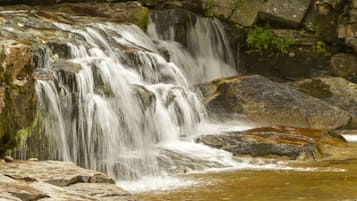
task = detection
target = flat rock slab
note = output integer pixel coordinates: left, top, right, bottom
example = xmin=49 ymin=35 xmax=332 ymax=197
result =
xmin=0 ymin=160 xmax=138 ymax=201
xmin=197 ymin=126 xmax=357 ymax=160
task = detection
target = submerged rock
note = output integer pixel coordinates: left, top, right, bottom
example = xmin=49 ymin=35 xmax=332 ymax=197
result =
xmin=0 ymin=160 xmax=138 ymax=201
xmin=197 ymin=126 xmax=356 ymax=160
xmin=202 ymin=75 xmax=351 ymax=129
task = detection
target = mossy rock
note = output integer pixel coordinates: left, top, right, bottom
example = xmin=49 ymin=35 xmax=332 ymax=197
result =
xmin=134 ymin=7 xmax=149 ymax=31
xmin=297 ymin=79 xmax=333 ymax=99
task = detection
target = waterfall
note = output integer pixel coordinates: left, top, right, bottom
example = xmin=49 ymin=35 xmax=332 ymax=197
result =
xmin=148 ymin=10 xmax=237 ymax=83
xmin=14 ymin=9 xmax=242 ymax=182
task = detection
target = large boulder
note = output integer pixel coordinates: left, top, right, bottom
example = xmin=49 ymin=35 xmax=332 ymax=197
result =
xmin=197 ymin=126 xmax=356 ymax=160
xmin=0 ymin=160 xmax=138 ymax=201
xmin=330 ymin=53 xmax=357 ymax=82
xmin=201 ymin=75 xmax=351 ymax=129
xmin=292 ymin=76 xmax=357 ymax=127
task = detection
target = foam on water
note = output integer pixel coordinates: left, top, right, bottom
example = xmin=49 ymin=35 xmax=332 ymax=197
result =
xmin=118 ymin=176 xmax=203 ymax=193
xmin=343 ymin=135 xmax=357 ymax=142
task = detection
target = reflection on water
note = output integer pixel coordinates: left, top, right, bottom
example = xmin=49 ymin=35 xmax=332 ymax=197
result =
xmin=137 ymin=159 xmax=357 ymax=201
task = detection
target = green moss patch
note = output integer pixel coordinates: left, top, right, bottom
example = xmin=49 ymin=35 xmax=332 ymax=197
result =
xmin=298 ymin=79 xmax=333 ymax=99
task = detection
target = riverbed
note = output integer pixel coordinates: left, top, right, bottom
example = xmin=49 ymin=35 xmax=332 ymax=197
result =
xmin=136 ymin=159 xmax=357 ymax=201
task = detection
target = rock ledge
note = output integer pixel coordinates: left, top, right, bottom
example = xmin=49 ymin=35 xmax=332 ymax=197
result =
xmin=0 ymin=160 xmax=138 ymax=201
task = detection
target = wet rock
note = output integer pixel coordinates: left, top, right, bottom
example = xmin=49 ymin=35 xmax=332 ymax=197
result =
xmin=202 ymin=75 xmax=351 ymax=129
xmin=51 ymin=59 xmax=82 ymax=73
xmin=197 ymin=126 xmax=354 ymax=160
xmin=0 ymin=160 xmax=138 ymax=201
xmin=4 ymin=155 xmax=14 ymax=162
xmin=157 ymin=149 xmax=222 ymax=174
xmin=149 ymin=9 xmax=197 ymax=47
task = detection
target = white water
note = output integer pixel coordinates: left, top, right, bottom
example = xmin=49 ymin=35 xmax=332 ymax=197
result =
xmin=343 ymin=135 xmax=357 ymax=142
xmin=148 ymin=13 xmax=237 ymax=82
xmin=12 ymin=11 xmax=346 ymax=193
xmin=29 ymin=15 xmax=245 ymax=183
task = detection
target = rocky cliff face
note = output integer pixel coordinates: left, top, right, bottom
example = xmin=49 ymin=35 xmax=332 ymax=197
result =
xmin=0 ymin=1 xmax=149 ymax=157
xmin=0 ymin=41 xmax=37 ymax=157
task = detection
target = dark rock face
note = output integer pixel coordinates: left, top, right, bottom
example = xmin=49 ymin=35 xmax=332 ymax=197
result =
xmin=202 ymin=75 xmax=351 ymax=129
xmin=330 ymin=53 xmax=357 ymax=82
xmin=0 ymin=1 xmax=150 ymax=156
xmin=197 ymin=126 xmax=354 ymax=160
xmin=149 ymin=9 xmax=197 ymax=47
xmin=0 ymin=160 xmax=138 ymax=201
xmin=0 ymin=41 xmax=37 ymax=157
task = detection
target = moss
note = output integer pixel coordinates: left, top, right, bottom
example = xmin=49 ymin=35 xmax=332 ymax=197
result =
xmin=14 ymin=113 xmax=38 ymax=151
xmin=204 ymin=0 xmax=216 ymax=17
xmin=246 ymin=26 xmax=296 ymax=56
xmin=235 ymin=0 xmax=241 ymax=8
xmin=311 ymin=41 xmax=331 ymax=57
xmin=134 ymin=8 xmax=149 ymax=31
xmin=175 ymin=25 xmax=187 ymax=45
xmin=298 ymin=79 xmax=333 ymax=99
xmin=336 ymin=69 xmax=349 ymax=78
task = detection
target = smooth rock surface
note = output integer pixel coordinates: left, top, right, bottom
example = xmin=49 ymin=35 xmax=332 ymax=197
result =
xmin=293 ymin=76 xmax=357 ymax=126
xmin=197 ymin=126 xmax=356 ymax=160
xmin=202 ymin=75 xmax=351 ymax=129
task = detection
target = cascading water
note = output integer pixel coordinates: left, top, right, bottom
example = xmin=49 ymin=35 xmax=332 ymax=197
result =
xmin=31 ymin=21 xmax=212 ymax=180
xmin=148 ymin=10 xmax=237 ymax=82
xmin=18 ymin=11 xmax=242 ymax=180
xmin=16 ymin=9 xmax=248 ymax=185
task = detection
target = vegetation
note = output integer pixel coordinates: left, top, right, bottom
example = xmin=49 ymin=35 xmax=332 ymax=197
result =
xmin=297 ymin=79 xmax=333 ymax=99
xmin=235 ymin=0 xmax=241 ymax=8
xmin=311 ymin=41 xmax=331 ymax=57
xmin=246 ymin=26 xmax=296 ymax=55
xmin=326 ymin=131 xmax=346 ymax=142
xmin=204 ymin=0 xmax=215 ymax=17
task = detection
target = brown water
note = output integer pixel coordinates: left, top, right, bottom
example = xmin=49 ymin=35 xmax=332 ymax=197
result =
xmin=137 ymin=159 xmax=357 ymax=201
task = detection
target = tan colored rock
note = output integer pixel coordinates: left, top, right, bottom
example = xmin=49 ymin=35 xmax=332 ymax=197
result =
xmin=197 ymin=126 xmax=357 ymax=160
xmin=0 ymin=160 xmax=115 ymax=186
xmin=0 ymin=160 xmax=138 ymax=201
xmin=3 ymin=155 xmax=14 ymax=162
